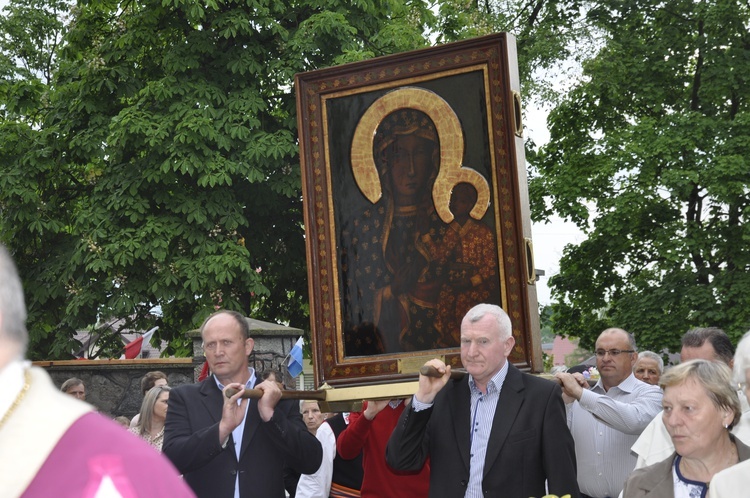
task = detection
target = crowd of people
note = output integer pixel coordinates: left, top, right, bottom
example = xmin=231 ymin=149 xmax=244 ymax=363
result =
xmin=3 ymin=240 xmax=750 ymax=498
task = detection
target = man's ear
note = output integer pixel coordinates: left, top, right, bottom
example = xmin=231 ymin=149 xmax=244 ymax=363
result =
xmin=245 ymin=337 xmax=255 ymax=355
xmin=504 ymin=335 xmax=516 ymax=356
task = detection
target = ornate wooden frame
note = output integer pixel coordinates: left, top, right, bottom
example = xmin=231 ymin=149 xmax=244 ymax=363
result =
xmin=296 ymin=33 xmax=541 ymax=388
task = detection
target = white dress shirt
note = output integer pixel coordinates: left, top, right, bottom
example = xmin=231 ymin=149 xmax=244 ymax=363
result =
xmin=214 ymin=369 xmax=256 ymax=498
xmin=708 ymin=458 xmax=750 ymax=498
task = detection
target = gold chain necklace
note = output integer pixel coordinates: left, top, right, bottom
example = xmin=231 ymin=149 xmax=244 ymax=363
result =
xmin=0 ymin=369 xmax=31 ymax=432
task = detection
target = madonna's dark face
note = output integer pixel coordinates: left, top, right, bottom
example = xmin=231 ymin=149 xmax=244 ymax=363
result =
xmin=388 ymin=134 xmax=435 ymax=206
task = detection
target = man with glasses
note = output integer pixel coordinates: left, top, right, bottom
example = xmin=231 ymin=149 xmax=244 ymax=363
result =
xmin=163 ymin=310 xmax=322 ymax=497
xmin=555 ymin=328 xmax=662 ymax=498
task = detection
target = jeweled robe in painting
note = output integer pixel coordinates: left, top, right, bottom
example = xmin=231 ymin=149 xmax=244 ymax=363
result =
xmin=340 ymin=199 xmax=449 ymax=356
xmin=433 ymin=219 xmax=499 ymax=346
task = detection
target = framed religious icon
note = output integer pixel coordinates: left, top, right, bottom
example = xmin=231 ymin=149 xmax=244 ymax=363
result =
xmin=296 ymin=33 xmax=541 ymax=389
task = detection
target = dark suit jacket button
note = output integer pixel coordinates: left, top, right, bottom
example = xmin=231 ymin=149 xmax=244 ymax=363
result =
xmin=230 ymin=470 xmax=237 ymax=475
xmin=460 ymin=480 xmax=467 ymax=487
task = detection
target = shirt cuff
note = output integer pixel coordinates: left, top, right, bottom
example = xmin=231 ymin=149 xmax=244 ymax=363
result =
xmin=411 ymin=394 xmax=433 ymax=412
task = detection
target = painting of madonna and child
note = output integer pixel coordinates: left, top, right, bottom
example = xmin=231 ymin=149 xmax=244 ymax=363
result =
xmin=297 ymin=35 xmax=539 ymax=384
xmin=326 ymin=71 xmax=505 ymax=358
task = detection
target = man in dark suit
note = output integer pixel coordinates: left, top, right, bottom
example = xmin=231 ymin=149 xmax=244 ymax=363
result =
xmin=386 ymin=303 xmax=580 ymax=498
xmin=163 ymin=310 xmax=322 ymax=498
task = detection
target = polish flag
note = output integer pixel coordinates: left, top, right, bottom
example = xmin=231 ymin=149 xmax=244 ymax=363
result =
xmin=122 ymin=327 xmax=158 ymax=359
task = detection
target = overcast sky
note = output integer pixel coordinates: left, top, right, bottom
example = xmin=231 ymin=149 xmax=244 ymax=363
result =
xmin=525 ymin=105 xmax=586 ymax=306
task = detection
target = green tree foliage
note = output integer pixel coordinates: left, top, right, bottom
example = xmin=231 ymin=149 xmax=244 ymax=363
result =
xmin=531 ymin=0 xmax=750 ymax=352
xmin=434 ymin=0 xmax=592 ymax=109
xmin=0 ymin=0 xmax=78 ymax=358
xmin=539 ymin=304 xmax=555 ymax=343
xmin=0 ymin=0 xmax=436 ymax=359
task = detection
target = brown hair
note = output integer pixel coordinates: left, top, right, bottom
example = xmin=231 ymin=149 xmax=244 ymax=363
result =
xmin=140 ymin=371 xmax=168 ymax=395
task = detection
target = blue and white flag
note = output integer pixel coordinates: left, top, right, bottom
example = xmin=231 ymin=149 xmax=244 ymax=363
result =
xmin=287 ymin=336 xmax=304 ymax=378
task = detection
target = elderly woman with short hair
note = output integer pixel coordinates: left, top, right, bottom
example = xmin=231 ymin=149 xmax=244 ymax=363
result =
xmin=622 ymin=360 xmax=750 ymax=497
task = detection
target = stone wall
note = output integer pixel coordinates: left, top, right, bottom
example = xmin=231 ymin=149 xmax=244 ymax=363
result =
xmin=36 ymin=359 xmax=195 ymax=420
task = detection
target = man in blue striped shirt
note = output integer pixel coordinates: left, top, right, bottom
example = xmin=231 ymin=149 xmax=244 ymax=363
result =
xmin=386 ymin=303 xmax=580 ymax=498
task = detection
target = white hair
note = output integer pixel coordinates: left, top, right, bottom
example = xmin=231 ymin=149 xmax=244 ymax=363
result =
xmin=463 ymin=303 xmax=512 ymax=339
xmin=299 ymin=400 xmax=320 ymax=412
xmin=637 ymin=351 xmax=664 ymax=374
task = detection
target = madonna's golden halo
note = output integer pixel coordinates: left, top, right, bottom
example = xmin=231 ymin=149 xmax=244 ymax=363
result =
xmin=350 ymin=87 xmax=489 ymax=223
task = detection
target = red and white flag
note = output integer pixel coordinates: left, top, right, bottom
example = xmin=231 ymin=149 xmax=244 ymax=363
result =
xmin=121 ymin=327 xmax=158 ymax=359
xmin=198 ymin=361 xmax=210 ymax=381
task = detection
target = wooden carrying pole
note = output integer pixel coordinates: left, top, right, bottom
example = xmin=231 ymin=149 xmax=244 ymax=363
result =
xmin=223 ymin=366 xmax=566 ymax=411
xmin=224 ymin=366 xmax=467 ymax=401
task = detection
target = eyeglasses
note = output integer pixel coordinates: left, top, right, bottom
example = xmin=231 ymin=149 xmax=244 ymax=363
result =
xmin=595 ymin=349 xmax=635 ymax=357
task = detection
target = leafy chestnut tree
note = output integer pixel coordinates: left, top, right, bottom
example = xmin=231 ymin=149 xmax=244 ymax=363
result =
xmin=0 ymin=0 xmax=436 ymax=359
